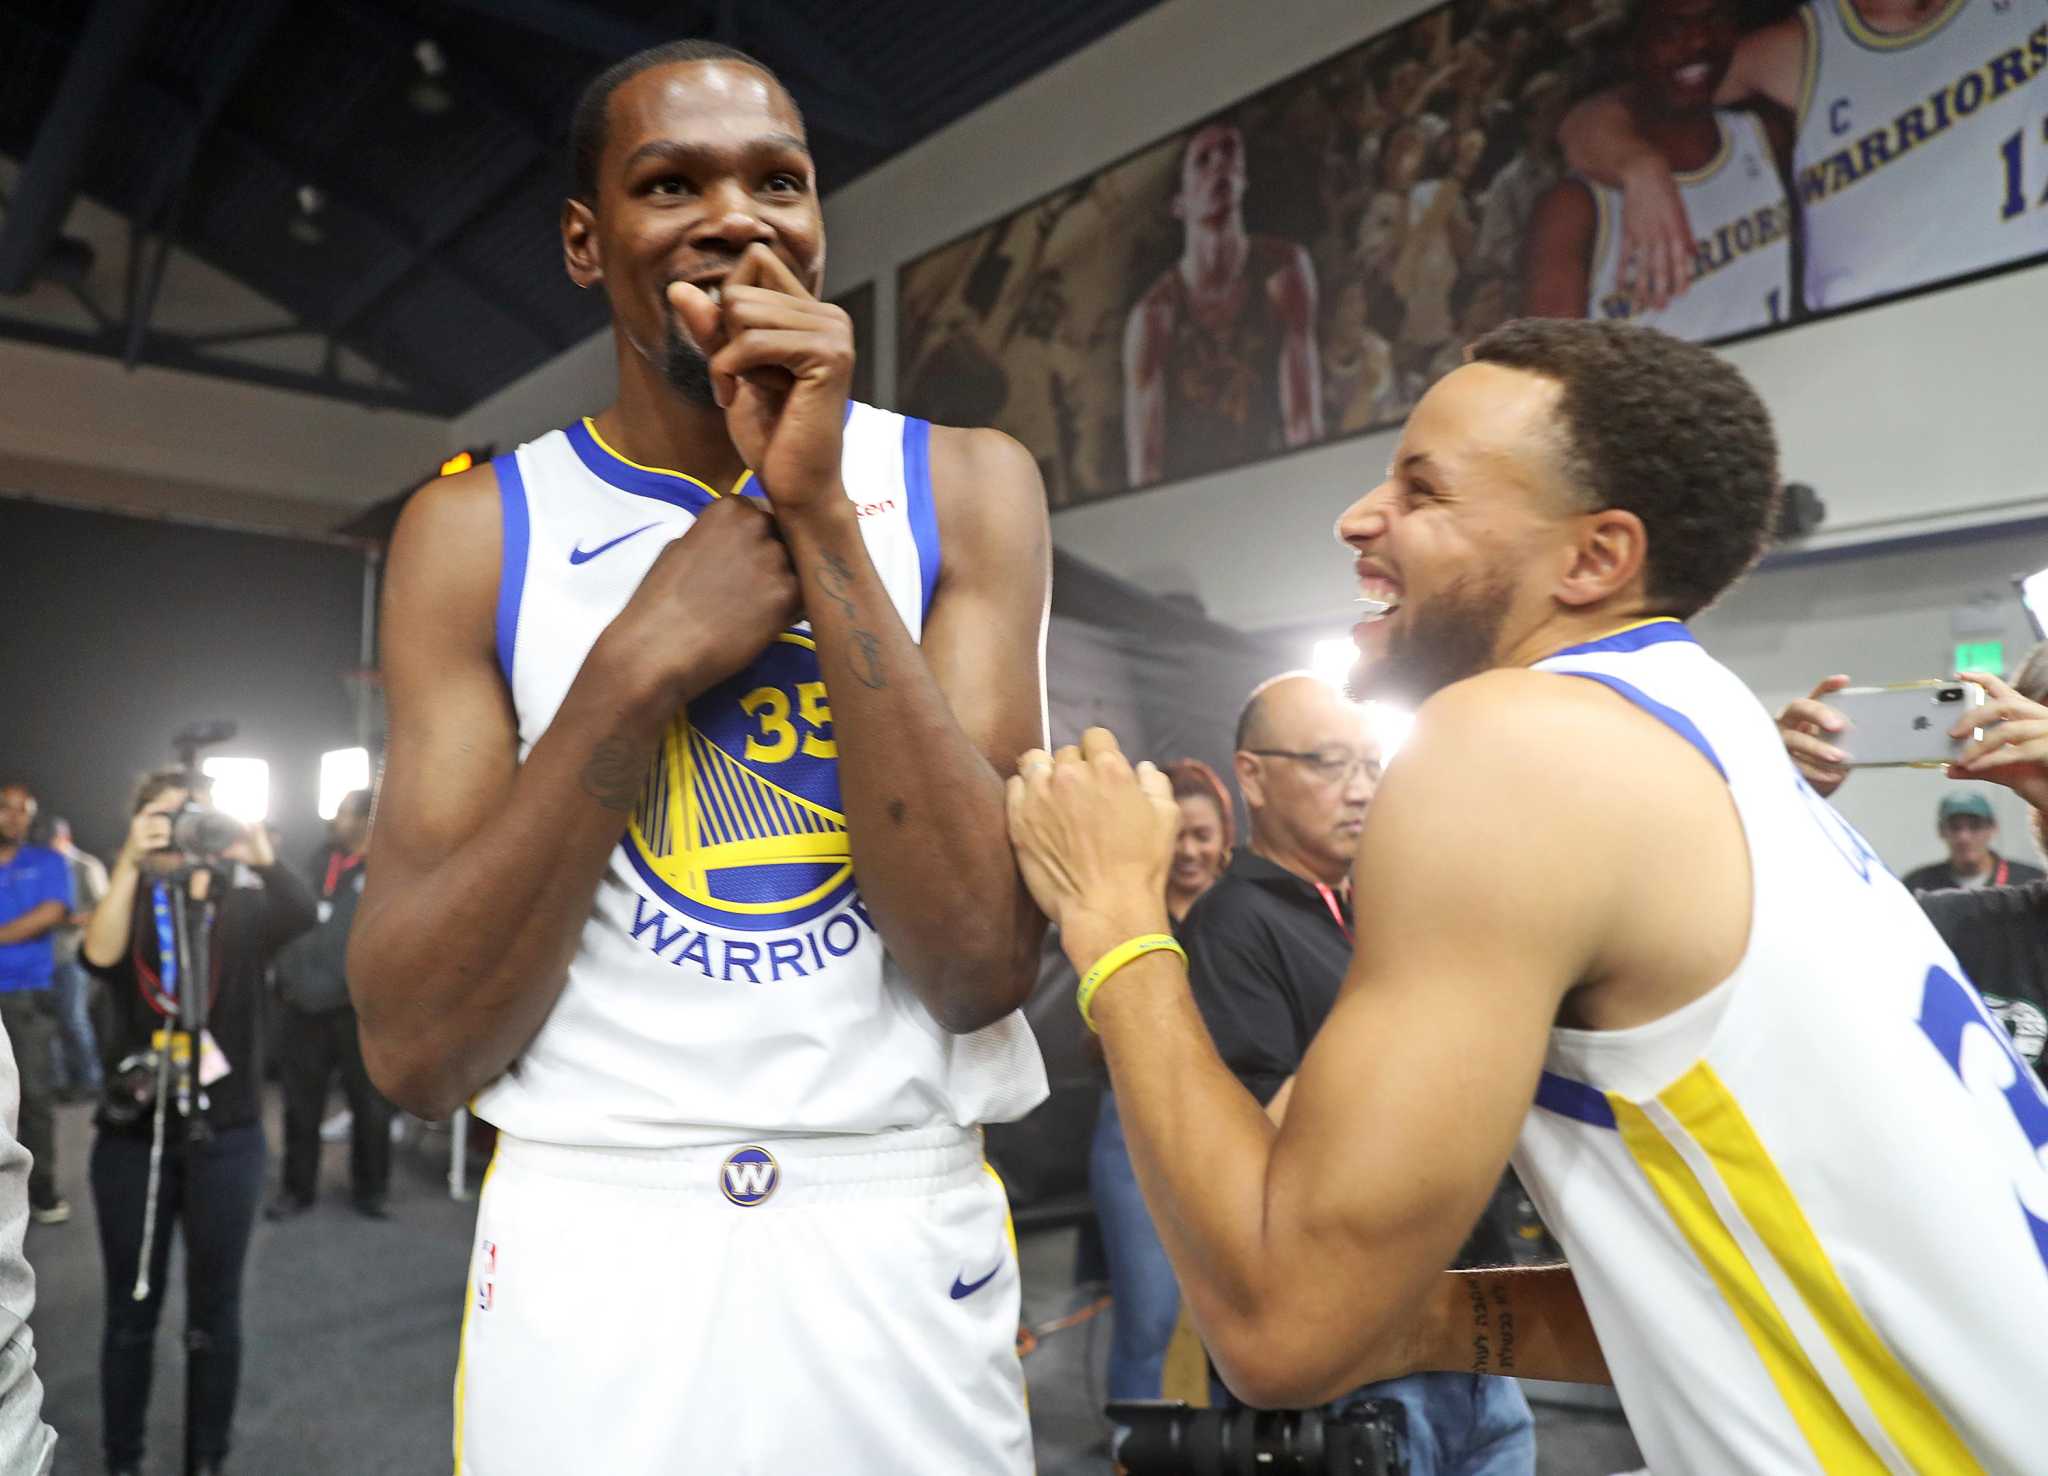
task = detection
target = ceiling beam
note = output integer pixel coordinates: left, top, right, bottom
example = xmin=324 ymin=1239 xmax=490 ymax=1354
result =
xmin=735 ymin=1 xmax=907 ymax=146
xmin=0 ymin=0 xmax=161 ymax=294
xmin=0 ymin=312 xmax=456 ymax=416
xmin=427 ymin=0 xmax=900 ymax=147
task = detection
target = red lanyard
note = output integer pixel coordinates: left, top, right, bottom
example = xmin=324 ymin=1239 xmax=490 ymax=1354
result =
xmin=1995 ymin=857 xmax=2010 ymax=888
xmin=1314 ymin=882 xmax=1353 ymax=943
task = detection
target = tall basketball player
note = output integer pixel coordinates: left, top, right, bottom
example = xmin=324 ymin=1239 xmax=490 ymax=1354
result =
xmin=1524 ymin=0 xmax=1797 ymax=337
xmin=348 ymin=41 xmax=1050 ymax=1475
xmin=1008 ymin=320 xmax=2048 ymax=1474
xmin=1560 ymin=0 xmax=2048 ymax=312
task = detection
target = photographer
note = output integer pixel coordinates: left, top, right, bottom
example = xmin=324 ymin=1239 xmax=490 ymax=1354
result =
xmin=1780 ymin=657 xmax=2048 ymax=1083
xmin=81 ymin=770 xmax=316 ymax=1476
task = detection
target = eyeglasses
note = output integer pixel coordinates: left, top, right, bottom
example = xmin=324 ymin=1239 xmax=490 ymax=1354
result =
xmin=1246 ymin=749 xmax=1382 ymax=785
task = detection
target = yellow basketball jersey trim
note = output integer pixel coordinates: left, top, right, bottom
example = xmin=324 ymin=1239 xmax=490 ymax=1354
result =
xmin=579 ymin=417 xmax=756 ymax=499
xmin=1611 ymin=1094 xmax=1889 ymax=1473
xmin=1671 ymin=117 xmax=1734 ymax=187
xmin=1797 ymin=6 xmax=1823 ymax=131
xmin=1833 ymin=0 xmax=1969 ymax=52
xmin=452 ymin=1143 xmax=505 ymax=1476
xmin=1659 ymin=1063 xmax=1984 ymax=1475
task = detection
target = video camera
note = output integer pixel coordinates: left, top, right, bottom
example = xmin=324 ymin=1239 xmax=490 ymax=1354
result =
xmin=1109 ymin=1399 xmax=1408 ymax=1476
xmin=166 ymin=720 xmax=243 ymax=862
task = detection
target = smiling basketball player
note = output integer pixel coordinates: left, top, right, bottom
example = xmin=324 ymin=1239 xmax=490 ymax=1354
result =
xmin=348 ymin=41 xmax=1051 ymax=1475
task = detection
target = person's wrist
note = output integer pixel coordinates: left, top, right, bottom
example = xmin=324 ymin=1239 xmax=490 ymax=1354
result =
xmin=1061 ymin=905 xmax=1174 ymax=976
xmin=771 ymin=486 xmax=857 ymax=544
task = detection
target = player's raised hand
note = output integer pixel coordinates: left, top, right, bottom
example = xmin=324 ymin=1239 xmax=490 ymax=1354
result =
xmin=1006 ymin=729 xmax=1178 ymax=947
xmin=1777 ymin=674 xmax=1851 ymax=798
xmin=1950 ymin=670 xmax=2048 ymax=812
xmin=669 ymin=244 xmax=854 ymax=519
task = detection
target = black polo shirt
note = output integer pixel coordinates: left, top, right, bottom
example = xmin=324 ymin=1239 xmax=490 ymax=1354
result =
xmin=1182 ymin=849 xmax=1351 ymax=1107
xmin=1901 ymin=852 xmax=2044 ymax=894
xmin=1917 ymin=880 xmax=2048 ymax=1086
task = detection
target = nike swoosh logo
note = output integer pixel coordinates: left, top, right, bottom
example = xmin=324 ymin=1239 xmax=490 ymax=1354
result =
xmin=949 ymin=1263 xmax=1003 ymax=1300
xmin=568 ymin=522 xmax=660 ymax=565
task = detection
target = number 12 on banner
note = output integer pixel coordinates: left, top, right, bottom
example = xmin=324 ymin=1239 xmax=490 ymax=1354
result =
xmin=1998 ymin=119 xmax=2048 ymax=221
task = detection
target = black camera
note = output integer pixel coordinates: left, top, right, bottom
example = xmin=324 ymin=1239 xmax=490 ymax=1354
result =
xmin=163 ymin=720 xmax=245 ymax=860
xmin=1109 ymin=1399 xmax=1408 ymax=1476
xmin=1937 ymin=687 xmax=1967 ymax=704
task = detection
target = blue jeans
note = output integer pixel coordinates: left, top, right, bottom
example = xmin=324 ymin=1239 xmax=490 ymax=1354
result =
xmin=1091 ymin=1090 xmax=1181 ymax=1400
xmin=47 ymin=959 xmax=100 ymax=1094
xmin=1331 ymin=1373 xmax=1534 ymax=1476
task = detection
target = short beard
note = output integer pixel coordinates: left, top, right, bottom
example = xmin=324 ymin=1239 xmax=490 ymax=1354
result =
xmin=661 ymin=318 xmax=717 ymax=407
xmin=1348 ymin=569 xmax=1516 ymax=708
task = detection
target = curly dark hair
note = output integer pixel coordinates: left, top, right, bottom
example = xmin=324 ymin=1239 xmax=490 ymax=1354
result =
xmin=1468 ymin=319 xmax=1780 ymax=618
xmin=569 ymin=40 xmax=796 ymax=203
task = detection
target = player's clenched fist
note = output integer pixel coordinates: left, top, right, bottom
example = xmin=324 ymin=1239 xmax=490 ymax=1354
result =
xmin=1005 ymin=728 xmax=1179 ymax=941
xmin=599 ymin=495 xmax=801 ymax=709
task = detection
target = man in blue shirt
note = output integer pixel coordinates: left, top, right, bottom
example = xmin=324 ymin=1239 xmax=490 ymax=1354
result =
xmin=0 ymin=784 xmax=75 ymax=1224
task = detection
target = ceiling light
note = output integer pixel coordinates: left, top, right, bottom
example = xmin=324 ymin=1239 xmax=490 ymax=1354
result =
xmin=409 ymin=38 xmax=452 ymax=115
xmin=288 ymin=183 xmax=325 ymax=246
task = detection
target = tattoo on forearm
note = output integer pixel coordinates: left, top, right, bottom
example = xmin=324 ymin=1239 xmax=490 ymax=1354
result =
xmin=1466 ymin=1279 xmax=1516 ymax=1375
xmin=579 ymin=734 xmax=645 ymax=811
xmin=817 ymin=550 xmax=888 ymax=690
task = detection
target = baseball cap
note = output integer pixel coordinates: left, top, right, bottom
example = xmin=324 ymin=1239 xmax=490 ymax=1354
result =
xmin=1938 ymin=791 xmax=1995 ymax=823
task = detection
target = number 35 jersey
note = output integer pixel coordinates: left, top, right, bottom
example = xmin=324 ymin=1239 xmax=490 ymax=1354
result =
xmin=473 ymin=405 xmax=1048 ymax=1149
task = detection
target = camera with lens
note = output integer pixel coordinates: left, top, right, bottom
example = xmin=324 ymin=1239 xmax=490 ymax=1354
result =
xmin=1109 ymin=1399 xmax=1408 ymax=1476
xmin=162 ymin=720 xmax=244 ymax=862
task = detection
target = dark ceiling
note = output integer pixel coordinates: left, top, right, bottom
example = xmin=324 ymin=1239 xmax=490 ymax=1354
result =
xmin=0 ymin=0 xmax=1165 ymax=417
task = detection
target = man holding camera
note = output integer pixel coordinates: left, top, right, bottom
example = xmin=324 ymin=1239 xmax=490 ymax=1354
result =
xmin=0 ymin=783 xmax=75 ymax=1226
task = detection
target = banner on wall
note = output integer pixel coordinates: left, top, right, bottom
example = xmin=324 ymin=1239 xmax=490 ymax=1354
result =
xmin=896 ymin=0 xmax=2048 ymax=508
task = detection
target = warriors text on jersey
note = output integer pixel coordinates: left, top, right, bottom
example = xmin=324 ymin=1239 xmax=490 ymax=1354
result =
xmin=1793 ymin=0 xmax=2048 ymax=309
xmin=1587 ymin=111 xmax=1793 ymax=338
xmin=475 ymin=405 xmax=1048 ymax=1148
xmin=1513 ymin=619 xmax=2048 ymax=1475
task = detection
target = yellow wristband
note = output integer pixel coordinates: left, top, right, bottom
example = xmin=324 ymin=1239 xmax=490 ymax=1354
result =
xmin=1076 ymin=933 xmax=1186 ymax=1033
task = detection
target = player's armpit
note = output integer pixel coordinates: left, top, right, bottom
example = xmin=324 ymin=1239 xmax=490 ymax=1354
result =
xmin=1204 ymin=673 xmax=1632 ymax=1407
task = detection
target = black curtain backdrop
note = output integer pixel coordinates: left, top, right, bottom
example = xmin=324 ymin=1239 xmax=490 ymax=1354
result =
xmin=0 ymin=498 xmax=366 ymax=866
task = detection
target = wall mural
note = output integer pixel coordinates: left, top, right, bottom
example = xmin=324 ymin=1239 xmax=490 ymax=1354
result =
xmin=897 ymin=0 xmax=2048 ymax=507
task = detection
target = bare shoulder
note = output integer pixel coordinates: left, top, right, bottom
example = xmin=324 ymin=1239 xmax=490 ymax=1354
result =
xmin=924 ymin=425 xmax=1049 ymax=548
xmin=1400 ymin=666 xmax=1712 ymax=809
xmin=383 ymin=460 xmax=504 ymax=660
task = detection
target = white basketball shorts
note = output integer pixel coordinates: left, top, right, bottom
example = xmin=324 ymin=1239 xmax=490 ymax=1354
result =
xmin=452 ymin=1123 xmax=1032 ymax=1474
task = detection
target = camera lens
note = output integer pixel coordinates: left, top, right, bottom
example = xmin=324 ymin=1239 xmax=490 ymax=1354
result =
xmin=1938 ymin=688 xmax=1963 ymax=703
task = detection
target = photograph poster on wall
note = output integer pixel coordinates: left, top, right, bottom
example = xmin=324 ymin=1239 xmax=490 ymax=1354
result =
xmin=897 ymin=0 xmax=2047 ymax=508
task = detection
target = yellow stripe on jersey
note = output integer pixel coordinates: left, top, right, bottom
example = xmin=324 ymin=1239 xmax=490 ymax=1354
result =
xmin=452 ymin=1143 xmax=504 ymax=1476
xmin=1611 ymin=1096 xmax=1889 ymax=1473
xmin=1832 ymin=0 xmax=1969 ymax=52
xmin=983 ymin=1160 xmax=1019 ymax=1262
xmin=1661 ymin=1063 xmax=1985 ymax=1476
xmin=1797 ymin=6 xmax=1822 ymax=132
xmin=580 ymin=416 xmax=757 ymax=499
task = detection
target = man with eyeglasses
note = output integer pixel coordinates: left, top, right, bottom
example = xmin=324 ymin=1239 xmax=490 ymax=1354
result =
xmin=1180 ymin=673 xmax=1534 ymax=1474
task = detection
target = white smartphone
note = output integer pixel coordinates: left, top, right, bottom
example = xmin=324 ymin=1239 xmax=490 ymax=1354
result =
xmin=1829 ymin=681 xmax=1985 ymax=768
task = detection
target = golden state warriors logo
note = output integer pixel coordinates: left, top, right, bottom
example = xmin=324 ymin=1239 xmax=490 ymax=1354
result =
xmin=624 ymin=631 xmax=852 ymax=932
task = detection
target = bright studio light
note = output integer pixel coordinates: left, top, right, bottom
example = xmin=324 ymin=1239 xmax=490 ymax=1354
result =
xmin=1364 ymin=702 xmax=1415 ymax=761
xmin=201 ymin=757 xmax=270 ymax=824
xmin=1310 ymin=637 xmax=1356 ymax=691
xmin=319 ymin=747 xmax=371 ymax=819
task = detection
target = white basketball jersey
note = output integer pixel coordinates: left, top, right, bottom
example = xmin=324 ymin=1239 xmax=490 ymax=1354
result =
xmin=1513 ymin=619 xmax=2048 ymax=1476
xmin=472 ymin=407 xmax=1048 ymax=1148
xmin=1587 ymin=112 xmax=1793 ymax=338
xmin=1794 ymin=0 xmax=2048 ymax=309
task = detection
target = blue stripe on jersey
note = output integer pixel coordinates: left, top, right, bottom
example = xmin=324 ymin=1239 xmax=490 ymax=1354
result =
xmin=903 ymin=416 xmax=941 ymax=617
xmin=1550 ymin=670 xmax=1728 ymax=781
xmin=1535 ymin=1069 xmax=1617 ymax=1129
xmin=1549 ymin=618 xmax=1694 ymax=659
xmin=563 ymin=419 xmax=721 ymax=513
xmin=493 ymin=453 xmax=530 ymax=687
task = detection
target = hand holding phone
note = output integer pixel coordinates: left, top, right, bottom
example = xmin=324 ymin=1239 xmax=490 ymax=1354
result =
xmin=1827 ymin=681 xmax=1985 ymax=769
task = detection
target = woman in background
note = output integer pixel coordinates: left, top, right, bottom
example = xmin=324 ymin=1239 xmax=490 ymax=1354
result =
xmin=1090 ymin=758 xmax=1234 ymax=1410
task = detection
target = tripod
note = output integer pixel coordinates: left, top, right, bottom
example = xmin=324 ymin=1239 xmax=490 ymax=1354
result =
xmin=131 ymin=858 xmax=220 ymax=1476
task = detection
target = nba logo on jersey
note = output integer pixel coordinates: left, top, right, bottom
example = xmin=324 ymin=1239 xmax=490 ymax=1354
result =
xmin=721 ymin=1146 xmax=780 ymax=1206
xmin=625 ymin=630 xmax=853 ymax=932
